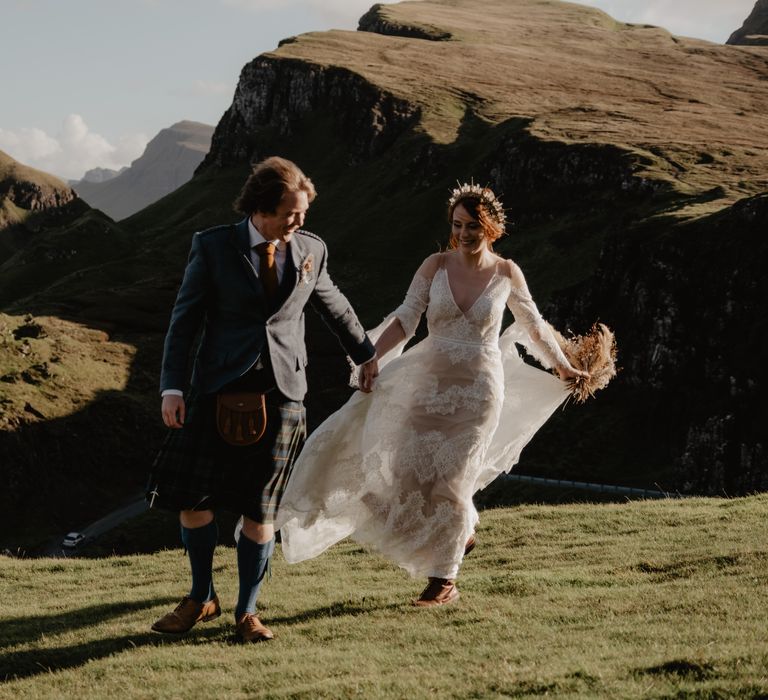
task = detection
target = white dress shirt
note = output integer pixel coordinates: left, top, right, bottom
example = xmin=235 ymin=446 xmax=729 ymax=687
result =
xmin=248 ymin=217 xmax=288 ymax=283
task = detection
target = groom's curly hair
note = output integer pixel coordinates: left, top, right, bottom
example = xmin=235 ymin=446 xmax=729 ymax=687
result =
xmin=234 ymin=156 xmax=317 ymax=215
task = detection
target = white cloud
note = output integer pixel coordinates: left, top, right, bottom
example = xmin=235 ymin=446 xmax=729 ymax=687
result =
xmin=0 ymin=114 xmax=148 ymax=181
xmin=170 ymin=80 xmax=235 ymax=98
xmin=0 ymin=126 xmax=60 ymax=162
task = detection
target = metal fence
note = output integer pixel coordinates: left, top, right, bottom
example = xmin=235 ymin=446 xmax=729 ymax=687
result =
xmin=498 ymin=473 xmax=687 ymax=499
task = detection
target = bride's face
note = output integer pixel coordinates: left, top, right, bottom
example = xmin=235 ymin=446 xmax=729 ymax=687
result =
xmin=451 ymin=203 xmax=487 ymax=253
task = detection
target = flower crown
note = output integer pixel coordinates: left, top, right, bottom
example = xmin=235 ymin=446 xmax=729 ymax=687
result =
xmin=448 ymin=182 xmax=507 ymax=228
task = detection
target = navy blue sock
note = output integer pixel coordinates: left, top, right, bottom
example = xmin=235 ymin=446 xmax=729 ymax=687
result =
xmin=180 ymin=520 xmax=218 ymax=604
xmin=235 ymin=533 xmax=275 ymax=619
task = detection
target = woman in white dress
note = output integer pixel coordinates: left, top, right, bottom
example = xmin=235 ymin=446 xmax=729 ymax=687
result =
xmin=274 ymin=184 xmax=590 ymax=606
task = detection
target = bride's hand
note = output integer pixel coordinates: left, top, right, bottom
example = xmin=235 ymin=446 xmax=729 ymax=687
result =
xmin=558 ymin=365 xmax=590 ymax=382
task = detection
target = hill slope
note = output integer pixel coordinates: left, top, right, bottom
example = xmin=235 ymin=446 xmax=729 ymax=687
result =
xmin=0 ymin=312 xmax=158 ymax=545
xmin=166 ymin=0 xmax=768 ymax=493
xmin=1 ymin=495 xmax=767 ymax=697
xmin=0 ymin=0 xmax=767 ymax=546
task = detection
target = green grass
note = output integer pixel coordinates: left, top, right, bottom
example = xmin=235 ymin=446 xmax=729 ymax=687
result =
xmin=2 ymin=495 xmax=767 ymax=698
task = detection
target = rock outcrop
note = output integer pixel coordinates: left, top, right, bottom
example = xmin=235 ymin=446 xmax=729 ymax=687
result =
xmin=0 ymin=150 xmax=83 ymax=228
xmin=73 ymin=120 xmax=213 ymax=220
xmin=358 ymin=3 xmax=452 ymax=40
xmin=0 ymin=151 xmax=89 ymax=267
xmin=199 ymin=60 xmax=419 ymax=171
xmin=728 ymin=0 xmax=768 ymax=46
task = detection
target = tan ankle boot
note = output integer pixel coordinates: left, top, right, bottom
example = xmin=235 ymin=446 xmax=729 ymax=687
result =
xmin=412 ymin=578 xmax=460 ymax=607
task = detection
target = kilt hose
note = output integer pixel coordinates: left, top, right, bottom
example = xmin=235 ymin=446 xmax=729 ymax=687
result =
xmin=147 ymin=387 xmax=306 ymax=524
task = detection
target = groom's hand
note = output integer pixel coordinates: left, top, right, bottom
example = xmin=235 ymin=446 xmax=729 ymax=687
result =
xmin=359 ymin=357 xmax=379 ymax=393
xmin=162 ymin=394 xmax=186 ymax=428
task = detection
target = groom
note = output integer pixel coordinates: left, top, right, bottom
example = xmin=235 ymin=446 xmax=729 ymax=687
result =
xmin=146 ymin=156 xmax=378 ymax=642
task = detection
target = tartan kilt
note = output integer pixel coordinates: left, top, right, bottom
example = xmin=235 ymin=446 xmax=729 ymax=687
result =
xmin=146 ymin=389 xmax=306 ymax=523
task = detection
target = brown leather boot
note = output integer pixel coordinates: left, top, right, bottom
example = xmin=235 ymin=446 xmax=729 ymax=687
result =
xmin=151 ymin=595 xmax=221 ymax=633
xmin=412 ymin=578 xmax=460 ymax=607
xmin=235 ymin=613 xmax=274 ymax=643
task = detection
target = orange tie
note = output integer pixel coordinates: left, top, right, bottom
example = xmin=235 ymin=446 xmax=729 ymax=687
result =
xmin=256 ymin=241 xmax=279 ymax=301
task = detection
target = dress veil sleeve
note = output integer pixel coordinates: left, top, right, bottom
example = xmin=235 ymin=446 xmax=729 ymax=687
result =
xmin=505 ymin=284 xmax=571 ymax=372
xmin=349 ymin=273 xmax=432 ymax=387
xmin=392 ymin=273 xmax=431 ymax=339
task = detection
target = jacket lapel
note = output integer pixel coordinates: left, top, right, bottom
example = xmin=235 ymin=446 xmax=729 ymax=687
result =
xmin=230 ymin=218 xmax=268 ymax=313
xmin=277 ymin=244 xmax=298 ymax=303
xmin=286 ymin=236 xmax=305 ymax=290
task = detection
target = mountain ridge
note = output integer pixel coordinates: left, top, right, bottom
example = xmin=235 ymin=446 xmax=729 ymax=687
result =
xmin=73 ymin=120 xmax=213 ymax=220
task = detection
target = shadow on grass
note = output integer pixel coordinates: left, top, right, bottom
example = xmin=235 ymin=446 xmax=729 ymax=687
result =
xmin=269 ymin=600 xmax=406 ymax=626
xmin=0 ymin=596 xmax=178 ymax=651
xmin=0 ymin=625 xmax=234 ymax=684
xmin=0 ymin=598 xmax=410 ymax=682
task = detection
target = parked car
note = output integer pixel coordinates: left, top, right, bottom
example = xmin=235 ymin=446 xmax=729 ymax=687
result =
xmin=61 ymin=532 xmax=86 ymax=548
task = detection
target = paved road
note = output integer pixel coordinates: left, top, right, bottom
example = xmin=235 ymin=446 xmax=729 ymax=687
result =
xmin=43 ymin=495 xmax=148 ymax=557
xmin=498 ymin=474 xmax=683 ymax=499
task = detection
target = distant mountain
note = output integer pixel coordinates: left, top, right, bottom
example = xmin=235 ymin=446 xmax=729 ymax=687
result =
xmin=71 ymin=166 xmax=127 ymax=186
xmin=72 ymin=120 xmax=213 ymax=220
xmin=728 ymin=0 xmax=768 ymax=45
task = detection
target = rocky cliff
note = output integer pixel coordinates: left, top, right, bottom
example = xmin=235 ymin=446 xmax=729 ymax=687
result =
xmin=73 ymin=120 xmax=213 ymax=220
xmin=728 ymin=0 xmax=768 ymax=46
xmin=0 ymin=150 xmax=89 ymax=266
xmin=0 ymin=150 xmax=83 ymax=227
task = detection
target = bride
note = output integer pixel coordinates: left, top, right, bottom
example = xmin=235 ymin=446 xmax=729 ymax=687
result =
xmin=273 ymin=183 xmax=593 ymax=606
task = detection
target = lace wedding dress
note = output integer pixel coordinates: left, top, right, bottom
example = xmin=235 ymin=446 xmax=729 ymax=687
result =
xmin=275 ymin=261 xmax=572 ymax=579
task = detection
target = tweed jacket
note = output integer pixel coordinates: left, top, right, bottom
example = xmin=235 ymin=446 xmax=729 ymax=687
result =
xmin=160 ymin=217 xmax=374 ymax=400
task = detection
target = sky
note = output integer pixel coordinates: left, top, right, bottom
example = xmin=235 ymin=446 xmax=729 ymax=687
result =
xmin=0 ymin=0 xmax=756 ymax=181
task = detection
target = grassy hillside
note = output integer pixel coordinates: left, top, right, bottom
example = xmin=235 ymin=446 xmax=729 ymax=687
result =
xmin=0 ymin=312 xmax=159 ymax=546
xmin=1 ymin=495 xmax=767 ymax=698
xmin=269 ymin=0 xmax=768 ymax=204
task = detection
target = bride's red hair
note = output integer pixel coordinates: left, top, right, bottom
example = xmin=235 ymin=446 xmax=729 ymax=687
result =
xmin=447 ymin=195 xmax=505 ymax=250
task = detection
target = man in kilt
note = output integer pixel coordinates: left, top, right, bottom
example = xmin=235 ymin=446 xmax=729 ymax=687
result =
xmin=146 ymin=157 xmax=378 ymax=642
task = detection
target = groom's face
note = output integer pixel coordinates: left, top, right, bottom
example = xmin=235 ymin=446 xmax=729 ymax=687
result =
xmin=259 ymin=190 xmax=309 ymax=243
